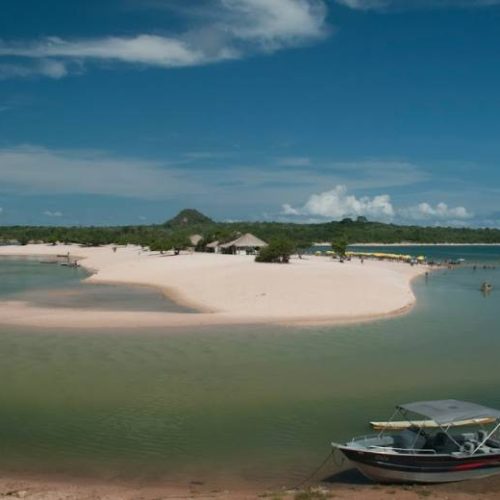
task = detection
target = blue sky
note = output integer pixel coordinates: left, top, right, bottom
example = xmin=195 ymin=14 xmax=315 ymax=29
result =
xmin=1 ymin=0 xmax=500 ymax=226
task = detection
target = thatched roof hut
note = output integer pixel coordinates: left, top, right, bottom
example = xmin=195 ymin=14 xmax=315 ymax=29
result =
xmin=205 ymin=240 xmax=220 ymax=252
xmin=220 ymin=233 xmax=267 ymax=254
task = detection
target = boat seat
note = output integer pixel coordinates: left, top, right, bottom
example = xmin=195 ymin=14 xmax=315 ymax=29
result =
xmin=394 ymin=429 xmax=427 ymax=450
xmin=354 ymin=435 xmax=395 ymax=449
xmin=478 ymin=430 xmax=488 ymax=442
xmin=433 ymin=432 xmax=461 ymax=454
xmin=377 ymin=436 xmax=396 ymax=447
xmin=365 ymin=436 xmax=396 ymax=450
xmin=460 ymin=432 xmax=478 ymax=442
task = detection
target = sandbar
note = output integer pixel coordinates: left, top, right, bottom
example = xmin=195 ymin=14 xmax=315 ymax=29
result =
xmin=0 ymin=244 xmax=428 ymax=329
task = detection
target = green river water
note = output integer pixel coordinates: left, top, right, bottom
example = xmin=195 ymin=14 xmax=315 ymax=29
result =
xmin=0 ymin=250 xmax=499 ymax=489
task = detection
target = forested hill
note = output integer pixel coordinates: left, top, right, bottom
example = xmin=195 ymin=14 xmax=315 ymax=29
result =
xmin=1 ymin=212 xmax=500 ymax=247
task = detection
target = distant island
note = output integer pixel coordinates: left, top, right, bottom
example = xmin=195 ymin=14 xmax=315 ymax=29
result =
xmin=1 ymin=208 xmax=500 ymax=247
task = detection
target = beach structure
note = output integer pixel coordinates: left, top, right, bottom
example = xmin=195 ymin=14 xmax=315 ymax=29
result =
xmin=206 ymin=240 xmax=220 ymax=253
xmin=220 ymin=233 xmax=267 ymax=255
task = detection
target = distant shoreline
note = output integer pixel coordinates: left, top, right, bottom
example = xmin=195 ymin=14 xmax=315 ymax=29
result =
xmin=313 ymin=242 xmax=500 ymax=247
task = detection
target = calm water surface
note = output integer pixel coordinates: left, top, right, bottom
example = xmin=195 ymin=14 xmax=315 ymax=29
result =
xmin=349 ymin=244 xmax=500 ymax=263
xmin=312 ymin=244 xmax=500 ymax=263
xmin=0 ymin=256 xmax=191 ymax=312
xmin=0 ymin=249 xmax=499 ymax=488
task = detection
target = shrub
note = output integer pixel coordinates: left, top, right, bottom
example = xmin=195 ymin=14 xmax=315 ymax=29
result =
xmin=255 ymin=238 xmax=295 ymax=263
xmin=331 ymin=239 xmax=348 ymax=258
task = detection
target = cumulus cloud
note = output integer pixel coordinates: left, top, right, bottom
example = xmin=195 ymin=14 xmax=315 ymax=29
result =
xmin=282 ymin=185 xmax=473 ymax=224
xmin=282 ymin=203 xmax=301 ymax=215
xmin=0 ymin=0 xmax=328 ymax=78
xmin=222 ymin=0 xmax=328 ymax=48
xmin=335 ymin=0 xmax=500 ymax=10
xmin=282 ymin=185 xmax=395 ymax=219
xmin=43 ymin=210 xmax=63 ymax=217
xmin=400 ymin=202 xmax=473 ymax=221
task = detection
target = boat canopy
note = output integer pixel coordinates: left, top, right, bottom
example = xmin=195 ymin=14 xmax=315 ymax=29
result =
xmin=397 ymin=400 xmax=500 ymax=425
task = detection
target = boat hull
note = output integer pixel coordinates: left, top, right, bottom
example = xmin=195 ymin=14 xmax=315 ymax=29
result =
xmin=339 ymin=447 xmax=500 ymax=484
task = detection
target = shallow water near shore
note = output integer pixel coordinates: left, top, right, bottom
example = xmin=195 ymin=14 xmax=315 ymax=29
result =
xmin=0 ymin=249 xmax=499 ymax=490
xmin=0 ymin=256 xmax=192 ymax=312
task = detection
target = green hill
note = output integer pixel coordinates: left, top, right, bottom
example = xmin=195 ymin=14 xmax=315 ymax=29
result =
xmin=164 ymin=209 xmax=214 ymax=228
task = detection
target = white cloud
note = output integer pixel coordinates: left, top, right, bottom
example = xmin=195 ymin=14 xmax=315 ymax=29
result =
xmin=282 ymin=203 xmax=301 ymax=215
xmin=335 ymin=0 xmax=500 ymax=10
xmin=0 ymin=146 xmax=419 ymax=199
xmin=0 ymin=145 xmax=431 ymax=216
xmin=0 ymin=36 xmax=216 ymax=68
xmin=0 ymin=145 xmax=198 ymax=199
xmin=283 ymin=185 xmax=395 ymax=219
xmin=335 ymin=0 xmax=388 ymax=9
xmin=222 ymin=0 xmax=328 ymax=48
xmin=37 ymin=59 xmax=68 ymax=78
xmin=282 ymin=185 xmax=475 ymax=224
xmin=0 ymin=146 xmax=483 ymax=225
xmin=400 ymin=202 xmax=473 ymax=221
xmin=0 ymin=0 xmax=328 ymax=78
xmin=43 ymin=210 xmax=63 ymax=217
xmin=0 ymin=59 xmax=68 ymax=80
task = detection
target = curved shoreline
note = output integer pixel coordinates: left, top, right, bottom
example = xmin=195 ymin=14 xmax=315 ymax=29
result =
xmin=0 ymin=244 xmax=429 ymax=329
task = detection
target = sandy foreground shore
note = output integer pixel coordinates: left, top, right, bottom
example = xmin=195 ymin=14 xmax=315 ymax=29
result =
xmin=0 ymin=245 xmax=426 ymax=328
xmin=0 ymin=244 xmax=428 ymax=329
xmin=2 ymin=474 xmax=500 ymax=500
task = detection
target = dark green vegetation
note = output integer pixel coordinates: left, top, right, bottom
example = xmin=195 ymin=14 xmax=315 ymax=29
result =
xmin=1 ymin=210 xmax=500 ymax=248
xmin=149 ymin=233 xmax=192 ymax=255
xmin=165 ymin=208 xmax=214 ymax=228
xmin=331 ymin=238 xmax=348 ymax=257
xmin=255 ymin=238 xmax=296 ymax=263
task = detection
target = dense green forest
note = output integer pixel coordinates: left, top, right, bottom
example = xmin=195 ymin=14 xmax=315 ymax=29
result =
xmin=1 ymin=209 xmax=500 ymax=247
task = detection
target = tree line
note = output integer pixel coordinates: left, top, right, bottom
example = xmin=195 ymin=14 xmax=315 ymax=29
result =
xmin=2 ymin=213 xmax=500 ymax=250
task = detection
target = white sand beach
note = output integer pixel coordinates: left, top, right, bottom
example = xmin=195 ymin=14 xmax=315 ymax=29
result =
xmin=0 ymin=244 xmax=428 ymax=329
